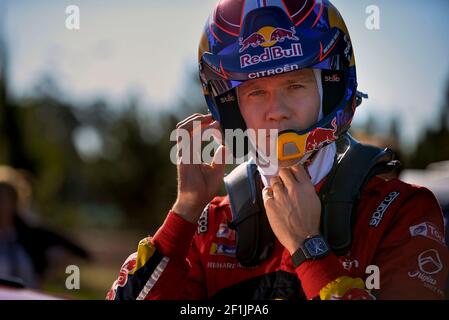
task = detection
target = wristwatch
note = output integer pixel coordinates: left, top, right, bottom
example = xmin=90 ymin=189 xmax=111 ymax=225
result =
xmin=291 ymin=235 xmax=330 ymax=268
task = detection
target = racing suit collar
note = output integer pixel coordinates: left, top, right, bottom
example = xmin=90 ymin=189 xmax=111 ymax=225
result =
xmin=256 ymin=141 xmax=336 ymax=187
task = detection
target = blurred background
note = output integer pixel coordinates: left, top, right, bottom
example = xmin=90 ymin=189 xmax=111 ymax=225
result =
xmin=0 ymin=0 xmax=448 ymax=299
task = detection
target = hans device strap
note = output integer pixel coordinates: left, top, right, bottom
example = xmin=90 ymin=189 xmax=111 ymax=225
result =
xmin=224 ymin=163 xmax=275 ymax=267
xmin=318 ymin=133 xmax=400 ymax=256
xmin=225 ymin=133 xmax=400 ymax=266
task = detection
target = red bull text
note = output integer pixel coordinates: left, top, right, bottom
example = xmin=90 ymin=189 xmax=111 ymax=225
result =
xmin=240 ymin=43 xmax=303 ymax=68
xmin=239 ymin=26 xmax=302 ymax=68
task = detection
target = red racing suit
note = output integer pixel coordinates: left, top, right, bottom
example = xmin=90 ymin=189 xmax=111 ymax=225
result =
xmin=106 ymin=175 xmax=449 ymax=300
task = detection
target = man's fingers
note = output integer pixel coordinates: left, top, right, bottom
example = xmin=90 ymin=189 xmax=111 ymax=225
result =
xmin=270 ymin=176 xmax=285 ymax=195
xmin=192 ymin=118 xmax=219 ymax=138
xmin=207 ymin=119 xmax=220 ymax=130
xmin=262 ymin=186 xmax=274 ymax=204
xmin=211 ymin=144 xmax=229 ymax=168
xmin=177 ymin=113 xmax=213 ymax=131
xmin=207 ymin=121 xmax=224 ymax=145
xmin=176 ymin=113 xmax=210 ymax=128
xmin=278 ymin=167 xmax=297 ymax=189
xmin=291 ymin=163 xmax=311 ymax=183
xmin=176 ymin=114 xmax=214 ymax=163
xmin=176 ymin=113 xmax=202 ymax=128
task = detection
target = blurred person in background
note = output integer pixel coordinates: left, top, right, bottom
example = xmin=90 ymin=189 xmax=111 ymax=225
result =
xmin=0 ymin=180 xmax=90 ymax=289
xmin=0 ymin=182 xmax=38 ymax=288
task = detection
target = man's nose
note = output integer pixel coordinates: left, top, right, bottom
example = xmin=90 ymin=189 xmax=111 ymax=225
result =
xmin=265 ymin=91 xmax=291 ymax=122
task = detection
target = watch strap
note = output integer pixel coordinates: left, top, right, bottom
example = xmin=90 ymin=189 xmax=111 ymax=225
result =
xmin=291 ymin=246 xmax=309 ymax=268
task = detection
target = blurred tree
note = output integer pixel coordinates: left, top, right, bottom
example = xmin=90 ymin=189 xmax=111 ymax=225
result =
xmin=364 ymin=114 xmax=378 ymax=137
xmin=388 ymin=117 xmax=401 ymax=146
xmin=0 ymin=23 xmax=35 ymax=172
xmin=19 ymin=91 xmax=83 ymax=214
xmin=409 ymin=75 xmax=449 ymax=169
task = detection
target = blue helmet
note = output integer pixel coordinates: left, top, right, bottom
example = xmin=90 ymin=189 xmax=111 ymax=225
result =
xmin=198 ymin=0 xmax=360 ymax=161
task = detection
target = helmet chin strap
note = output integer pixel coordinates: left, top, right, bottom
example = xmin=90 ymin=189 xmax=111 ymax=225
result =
xmin=256 ymin=69 xmax=337 ymax=186
xmin=306 ymin=69 xmax=337 ymax=185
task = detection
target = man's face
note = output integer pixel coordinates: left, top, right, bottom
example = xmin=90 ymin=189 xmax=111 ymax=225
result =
xmin=237 ymin=69 xmax=320 ymax=165
xmin=238 ymin=68 xmax=320 ymax=131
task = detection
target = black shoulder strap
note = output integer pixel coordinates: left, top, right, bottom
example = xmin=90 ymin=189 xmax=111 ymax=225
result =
xmin=319 ymin=133 xmax=400 ymax=256
xmin=224 ymin=162 xmax=275 ymax=267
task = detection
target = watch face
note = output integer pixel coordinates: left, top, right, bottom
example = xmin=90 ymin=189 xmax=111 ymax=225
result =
xmin=304 ymin=237 xmax=329 ymax=258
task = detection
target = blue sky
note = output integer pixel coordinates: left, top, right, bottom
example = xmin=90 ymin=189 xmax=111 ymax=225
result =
xmin=3 ymin=0 xmax=449 ymax=147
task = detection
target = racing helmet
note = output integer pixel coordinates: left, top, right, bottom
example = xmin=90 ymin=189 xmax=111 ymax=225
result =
xmin=198 ymin=0 xmax=360 ymax=161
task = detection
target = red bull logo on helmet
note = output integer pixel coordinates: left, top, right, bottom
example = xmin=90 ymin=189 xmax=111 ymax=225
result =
xmin=277 ymin=118 xmax=338 ymax=161
xmin=239 ymin=26 xmax=303 ymax=68
xmin=239 ymin=26 xmax=299 ymax=53
xmin=305 ymin=118 xmax=338 ymax=152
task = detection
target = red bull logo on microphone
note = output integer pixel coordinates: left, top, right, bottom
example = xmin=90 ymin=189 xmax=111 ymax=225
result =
xmin=239 ymin=26 xmax=303 ymax=68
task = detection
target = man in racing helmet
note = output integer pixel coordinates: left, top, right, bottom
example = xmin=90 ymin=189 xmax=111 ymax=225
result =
xmin=108 ymin=0 xmax=449 ymax=300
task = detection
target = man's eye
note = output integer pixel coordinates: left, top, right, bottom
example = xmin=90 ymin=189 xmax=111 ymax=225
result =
xmin=248 ymin=90 xmax=266 ymax=97
xmin=288 ymin=84 xmax=304 ymax=90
